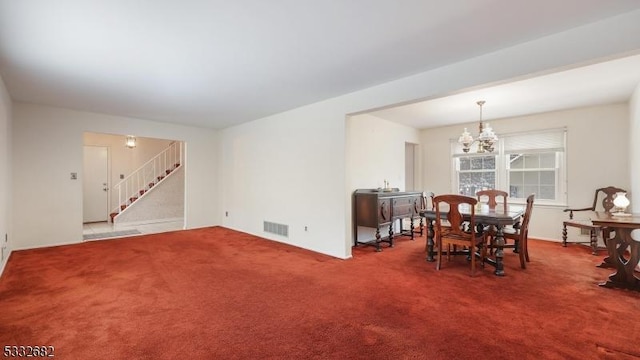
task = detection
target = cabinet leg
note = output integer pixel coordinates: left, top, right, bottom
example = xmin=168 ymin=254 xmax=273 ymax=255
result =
xmin=375 ymin=227 xmax=382 ymax=252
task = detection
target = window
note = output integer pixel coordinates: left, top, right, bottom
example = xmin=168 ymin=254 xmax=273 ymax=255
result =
xmin=456 ymin=155 xmax=496 ymax=196
xmin=508 ymin=153 xmax=557 ymax=199
xmin=452 ymin=128 xmax=566 ymax=205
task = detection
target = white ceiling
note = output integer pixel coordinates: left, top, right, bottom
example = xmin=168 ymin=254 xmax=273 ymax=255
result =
xmin=369 ymin=53 xmax=640 ymax=129
xmin=1 ymin=1 xmax=640 ymax=129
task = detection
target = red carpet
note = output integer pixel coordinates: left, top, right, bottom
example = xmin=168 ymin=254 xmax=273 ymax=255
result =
xmin=1 ymin=227 xmax=639 ymax=359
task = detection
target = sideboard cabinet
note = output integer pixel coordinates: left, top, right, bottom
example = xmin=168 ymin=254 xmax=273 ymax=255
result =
xmin=353 ymin=189 xmax=423 ymax=251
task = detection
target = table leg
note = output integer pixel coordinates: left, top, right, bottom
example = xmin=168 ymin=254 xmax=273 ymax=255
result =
xmin=494 ymin=225 xmax=505 ymax=276
xmin=590 ymin=229 xmax=598 ymax=255
xmin=410 ymin=217 xmax=415 ymax=240
xmin=426 ymin=220 xmax=435 ymax=262
xmin=388 ymin=223 xmax=394 ymax=248
xmin=598 ymin=229 xmax=624 ymax=268
xmin=599 ymin=228 xmax=640 ymax=291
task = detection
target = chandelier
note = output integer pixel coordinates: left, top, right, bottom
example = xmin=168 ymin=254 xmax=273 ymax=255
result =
xmin=458 ymin=100 xmax=498 ymax=153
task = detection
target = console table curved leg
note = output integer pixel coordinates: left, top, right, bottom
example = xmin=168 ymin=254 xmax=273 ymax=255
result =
xmin=599 ymin=228 xmax=640 ymax=291
xmin=598 ymin=229 xmax=626 ymax=268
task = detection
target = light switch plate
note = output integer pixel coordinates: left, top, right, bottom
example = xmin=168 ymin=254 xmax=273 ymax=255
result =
xmin=70 ymin=172 xmax=77 ymax=180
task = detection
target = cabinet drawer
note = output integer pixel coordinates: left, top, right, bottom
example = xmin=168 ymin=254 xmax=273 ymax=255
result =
xmin=378 ymin=199 xmax=391 ymax=224
xmin=392 ymin=197 xmax=413 ymax=218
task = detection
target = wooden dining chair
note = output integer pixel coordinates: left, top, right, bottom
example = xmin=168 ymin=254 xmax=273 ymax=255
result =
xmin=433 ymin=194 xmax=486 ymax=276
xmin=477 ymin=189 xmax=508 ymax=253
xmin=410 ymin=191 xmax=434 ymax=237
xmin=502 ymin=194 xmax=535 ymax=269
xmin=476 ymin=189 xmax=508 ymax=212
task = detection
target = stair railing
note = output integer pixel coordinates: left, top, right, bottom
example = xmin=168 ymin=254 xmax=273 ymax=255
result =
xmin=112 ymin=141 xmax=183 ymax=218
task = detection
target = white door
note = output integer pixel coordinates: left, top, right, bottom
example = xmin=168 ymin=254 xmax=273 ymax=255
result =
xmin=83 ymin=146 xmax=109 ymax=223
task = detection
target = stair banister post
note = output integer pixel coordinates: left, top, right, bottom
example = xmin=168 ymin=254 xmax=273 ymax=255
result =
xmin=118 ymin=185 xmax=121 ymax=214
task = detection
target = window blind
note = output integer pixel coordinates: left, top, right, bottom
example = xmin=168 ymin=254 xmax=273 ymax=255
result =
xmin=503 ymin=128 xmax=566 ymax=154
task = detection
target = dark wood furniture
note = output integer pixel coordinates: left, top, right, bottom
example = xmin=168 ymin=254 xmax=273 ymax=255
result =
xmin=411 ymin=191 xmax=434 ymax=237
xmin=477 ymin=189 xmax=509 ymax=254
xmin=501 ymin=194 xmax=535 ymax=269
xmin=591 ymin=212 xmax=640 ymax=292
xmin=353 ymin=189 xmax=423 ymax=252
xmin=421 ymin=205 xmax=524 ymax=276
xmin=476 ymin=189 xmax=508 ymax=212
xmin=433 ymin=195 xmax=487 ymax=276
xmin=562 ymin=186 xmax=626 ymax=255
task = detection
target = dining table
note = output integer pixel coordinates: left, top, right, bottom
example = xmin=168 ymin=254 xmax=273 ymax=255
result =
xmin=591 ymin=212 xmax=640 ymax=292
xmin=420 ymin=204 xmax=524 ymax=276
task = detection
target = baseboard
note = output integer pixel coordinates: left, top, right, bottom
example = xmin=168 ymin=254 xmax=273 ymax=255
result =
xmin=13 ymin=239 xmax=84 ymax=252
xmin=114 ymin=217 xmax=184 ymax=229
xmin=0 ymin=248 xmax=12 ymax=278
xmin=528 ymin=236 xmax=562 ymax=242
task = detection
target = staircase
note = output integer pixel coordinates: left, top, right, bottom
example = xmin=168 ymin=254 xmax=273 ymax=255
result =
xmin=110 ymin=141 xmax=183 ymax=222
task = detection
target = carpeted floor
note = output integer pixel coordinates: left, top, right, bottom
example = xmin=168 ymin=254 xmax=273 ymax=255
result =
xmin=0 ymin=227 xmax=639 ymax=359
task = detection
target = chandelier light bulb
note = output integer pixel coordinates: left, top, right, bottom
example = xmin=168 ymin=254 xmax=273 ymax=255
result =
xmin=458 ymin=101 xmax=498 ymax=153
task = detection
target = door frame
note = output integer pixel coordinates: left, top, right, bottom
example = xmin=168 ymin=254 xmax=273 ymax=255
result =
xmin=83 ymin=145 xmax=111 ymax=223
xmin=405 ymin=142 xmax=419 ymax=191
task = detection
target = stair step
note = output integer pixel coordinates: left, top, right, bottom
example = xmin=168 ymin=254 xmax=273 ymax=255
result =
xmin=110 ymin=212 xmax=118 ymax=221
xmin=139 ymin=189 xmax=146 ymax=196
xmin=157 ymin=175 xmax=165 ymax=181
xmin=120 ymin=204 xmax=127 ymax=210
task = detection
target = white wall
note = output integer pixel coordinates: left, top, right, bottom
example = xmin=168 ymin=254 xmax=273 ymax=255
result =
xmin=347 ymin=114 xmax=420 ymax=243
xmin=420 ymin=104 xmax=630 ymax=241
xmin=83 ymin=132 xmax=174 ymax=213
xmin=0 ymin=74 xmax=12 ymax=274
xmin=347 ymin=113 xmax=420 ymax=191
xmin=220 ymin=11 xmax=640 ymax=259
xmin=630 ymin=82 xmax=640 ymax=211
xmin=220 ymin=105 xmax=347 ymax=257
xmin=12 ymin=103 xmax=219 ymax=250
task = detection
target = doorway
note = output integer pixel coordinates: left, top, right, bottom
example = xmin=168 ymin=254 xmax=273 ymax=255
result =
xmin=83 ymin=145 xmax=109 ymax=223
xmin=405 ymin=142 xmax=418 ymax=191
xmin=82 ymin=132 xmax=186 ymax=240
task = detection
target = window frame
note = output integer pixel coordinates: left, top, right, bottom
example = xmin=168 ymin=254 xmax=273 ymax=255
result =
xmin=451 ymin=128 xmax=567 ymax=207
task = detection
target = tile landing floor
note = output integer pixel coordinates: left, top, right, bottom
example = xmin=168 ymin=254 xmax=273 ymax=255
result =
xmin=82 ymin=220 xmax=184 ymax=241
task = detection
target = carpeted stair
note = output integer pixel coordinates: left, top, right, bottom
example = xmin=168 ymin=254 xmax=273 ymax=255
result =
xmin=110 ymin=163 xmax=181 ymax=221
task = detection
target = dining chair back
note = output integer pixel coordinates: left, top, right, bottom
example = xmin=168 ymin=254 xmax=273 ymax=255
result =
xmin=476 ymin=189 xmax=508 ymax=212
xmin=503 ymin=194 xmax=535 ymax=268
xmin=433 ymin=194 xmax=486 ymax=276
xmin=411 ymin=191 xmax=434 ymax=237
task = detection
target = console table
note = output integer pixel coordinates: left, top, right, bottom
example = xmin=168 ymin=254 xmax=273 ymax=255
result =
xmin=591 ymin=212 xmax=640 ymax=292
xmin=353 ymin=189 xmax=423 ymax=251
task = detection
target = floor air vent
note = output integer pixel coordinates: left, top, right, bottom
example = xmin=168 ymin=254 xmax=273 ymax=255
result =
xmin=264 ymin=221 xmax=289 ymax=237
